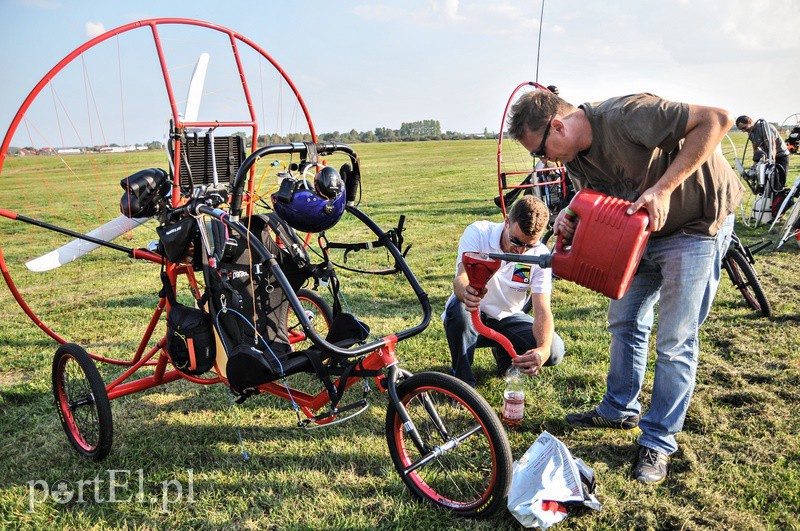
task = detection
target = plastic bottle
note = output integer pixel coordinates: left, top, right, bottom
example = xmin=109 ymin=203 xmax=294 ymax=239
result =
xmin=502 ymin=367 xmax=525 ymax=427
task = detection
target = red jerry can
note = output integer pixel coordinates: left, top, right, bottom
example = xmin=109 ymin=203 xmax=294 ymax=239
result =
xmin=552 ymin=189 xmax=651 ymax=300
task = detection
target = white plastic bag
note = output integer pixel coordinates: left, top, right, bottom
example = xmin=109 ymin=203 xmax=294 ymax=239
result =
xmin=507 ymin=431 xmax=601 ymax=529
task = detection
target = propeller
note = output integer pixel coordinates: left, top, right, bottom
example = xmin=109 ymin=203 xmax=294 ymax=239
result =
xmin=184 ymin=53 xmax=209 ymax=126
xmin=24 ymin=216 xmax=150 ymax=272
xmin=25 ymin=53 xmax=210 ymax=272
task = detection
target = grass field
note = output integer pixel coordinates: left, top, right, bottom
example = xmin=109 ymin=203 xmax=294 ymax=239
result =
xmin=0 ymin=136 xmax=799 ymax=530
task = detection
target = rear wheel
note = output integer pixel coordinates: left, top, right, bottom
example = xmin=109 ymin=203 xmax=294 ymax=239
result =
xmin=52 ymin=343 xmax=113 ymax=461
xmin=288 ymin=288 xmax=333 ymax=351
xmin=723 ymin=248 xmax=772 ymax=318
xmin=385 ymin=372 xmax=512 ymax=518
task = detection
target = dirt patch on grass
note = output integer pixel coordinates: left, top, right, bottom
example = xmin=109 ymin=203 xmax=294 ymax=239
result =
xmin=0 ymin=371 xmax=33 ymax=389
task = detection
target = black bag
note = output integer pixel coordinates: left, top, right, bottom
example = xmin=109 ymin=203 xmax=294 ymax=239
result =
xmin=166 ymin=304 xmax=216 ymax=375
xmin=162 ymin=272 xmax=215 ymax=376
xmin=225 ymin=343 xmax=289 ymax=394
xmin=157 ymin=216 xmax=196 ymax=263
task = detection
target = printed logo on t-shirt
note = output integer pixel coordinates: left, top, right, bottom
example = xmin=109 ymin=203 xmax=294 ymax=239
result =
xmin=512 ymin=264 xmax=531 ymax=284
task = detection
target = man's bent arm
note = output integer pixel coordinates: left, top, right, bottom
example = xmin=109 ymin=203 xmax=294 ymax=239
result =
xmin=454 ymin=263 xmax=486 ymax=312
xmin=512 ymin=292 xmax=555 ymax=376
xmin=629 ymin=105 xmax=734 ymax=231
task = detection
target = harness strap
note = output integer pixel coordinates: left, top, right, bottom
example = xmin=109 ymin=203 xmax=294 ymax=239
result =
xmin=160 ymin=270 xmax=178 ymax=307
xmin=302 ymin=350 xmax=339 ymax=403
xmin=322 ymin=215 xmax=407 ymax=266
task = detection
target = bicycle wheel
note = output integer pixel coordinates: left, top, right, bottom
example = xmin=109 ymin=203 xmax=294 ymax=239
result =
xmin=385 ymin=372 xmax=512 ymax=518
xmin=723 ymin=248 xmax=772 ymax=318
xmin=776 ymin=199 xmax=800 ymax=250
xmin=287 ymin=288 xmax=333 ymax=351
xmin=52 ymin=343 xmax=113 ymax=461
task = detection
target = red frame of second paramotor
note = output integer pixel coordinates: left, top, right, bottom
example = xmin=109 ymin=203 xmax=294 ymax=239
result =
xmin=496 ymin=81 xmax=569 ymax=219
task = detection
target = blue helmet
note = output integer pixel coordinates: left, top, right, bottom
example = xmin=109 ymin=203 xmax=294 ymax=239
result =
xmin=271 ymin=168 xmax=345 ymax=233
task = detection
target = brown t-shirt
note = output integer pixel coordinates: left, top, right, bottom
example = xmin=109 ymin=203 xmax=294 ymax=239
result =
xmin=565 ymin=94 xmax=744 ymax=237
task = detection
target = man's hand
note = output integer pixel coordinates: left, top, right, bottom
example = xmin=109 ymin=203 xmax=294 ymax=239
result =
xmin=627 ymin=185 xmax=671 ymax=232
xmin=512 ymin=347 xmax=546 ymax=376
xmin=462 ymin=284 xmax=487 ymax=312
xmin=553 ymin=208 xmax=577 ymax=242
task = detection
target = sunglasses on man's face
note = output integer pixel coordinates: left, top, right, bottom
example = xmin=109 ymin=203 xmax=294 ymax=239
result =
xmin=508 ymin=234 xmax=536 ymax=251
xmin=530 ymin=116 xmax=553 ymax=159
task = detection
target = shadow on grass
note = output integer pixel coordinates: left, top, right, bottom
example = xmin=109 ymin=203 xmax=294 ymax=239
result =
xmin=104 ymin=294 xmax=161 ymax=309
xmin=0 ymin=380 xmax=525 ymax=529
xmin=571 ymin=439 xmax=637 ymax=459
xmin=0 ymin=383 xmax=48 ymax=407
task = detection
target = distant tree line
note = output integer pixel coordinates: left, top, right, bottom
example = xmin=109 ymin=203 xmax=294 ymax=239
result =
xmin=255 ymin=120 xmax=497 ymax=145
xmin=8 ymin=140 xmax=163 ymax=155
xmin=7 ymin=121 xmax=496 ymax=154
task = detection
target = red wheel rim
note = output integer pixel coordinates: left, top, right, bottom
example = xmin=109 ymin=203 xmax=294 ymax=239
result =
xmin=55 ymin=353 xmax=98 ymax=452
xmin=392 ymin=385 xmax=498 ymax=510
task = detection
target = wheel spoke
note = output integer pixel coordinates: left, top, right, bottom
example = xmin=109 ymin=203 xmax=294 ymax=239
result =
xmin=402 ymin=388 xmax=492 ymax=503
xmin=386 ymin=373 xmax=511 ymax=517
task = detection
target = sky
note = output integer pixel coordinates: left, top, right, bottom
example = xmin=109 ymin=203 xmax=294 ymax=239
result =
xmin=1 ymin=0 xmax=799 ymax=142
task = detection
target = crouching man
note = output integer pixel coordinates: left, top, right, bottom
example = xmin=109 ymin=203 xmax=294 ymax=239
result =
xmin=443 ymin=195 xmax=565 ymax=387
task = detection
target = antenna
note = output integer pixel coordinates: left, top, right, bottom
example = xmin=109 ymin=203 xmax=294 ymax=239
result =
xmin=535 ymin=0 xmax=545 ymax=83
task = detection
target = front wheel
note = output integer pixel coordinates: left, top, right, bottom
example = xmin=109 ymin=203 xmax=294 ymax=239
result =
xmin=723 ymin=248 xmax=772 ymax=318
xmin=385 ymin=372 xmax=512 ymax=518
xmin=52 ymin=343 xmax=113 ymax=461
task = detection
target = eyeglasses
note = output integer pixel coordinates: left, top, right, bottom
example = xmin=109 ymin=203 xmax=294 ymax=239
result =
xmin=530 ymin=116 xmax=553 ymax=159
xmin=507 ymin=232 xmax=536 ymax=251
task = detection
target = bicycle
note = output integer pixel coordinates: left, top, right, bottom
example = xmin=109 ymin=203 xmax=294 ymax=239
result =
xmin=722 ymin=232 xmax=772 ymax=317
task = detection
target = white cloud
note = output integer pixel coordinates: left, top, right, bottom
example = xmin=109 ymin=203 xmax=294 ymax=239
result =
xmin=85 ymin=21 xmax=106 ymax=38
xmin=432 ymin=0 xmax=460 ymax=22
xmin=353 ymin=1 xmax=539 ymax=36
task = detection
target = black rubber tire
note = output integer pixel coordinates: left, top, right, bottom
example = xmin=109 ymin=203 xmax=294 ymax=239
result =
xmin=385 ymin=372 xmax=512 ymax=519
xmin=288 ymin=288 xmax=334 ymax=351
xmin=52 ymin=343 xmax=113 ymax=461
xmin=723 ymin=248 xmax=772 ymax=318
xmin=542 ymin=228 xmax=554 ymax=248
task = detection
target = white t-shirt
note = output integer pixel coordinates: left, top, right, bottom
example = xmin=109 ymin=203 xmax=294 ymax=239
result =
xmin=455 ymin=220 xmax=552 ymax=320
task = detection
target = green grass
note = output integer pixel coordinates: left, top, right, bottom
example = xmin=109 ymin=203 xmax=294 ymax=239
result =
xmin=1 ymin=138 xmax=799 ymax=530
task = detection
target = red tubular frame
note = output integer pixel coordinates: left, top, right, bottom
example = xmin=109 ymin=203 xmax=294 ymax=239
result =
xmin=255 ymin=335 xmax=399 ymax=423
xmin=496 ymin=81 xmax=569 ymax=220
xmin=1 ymin=19 xmax=418 ymax=429
xmin=0 ymin=19 xmax=319 ymax=397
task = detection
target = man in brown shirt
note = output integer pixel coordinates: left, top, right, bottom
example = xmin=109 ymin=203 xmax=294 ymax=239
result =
xmin=508 ymin=90 xmax=744 ymax=484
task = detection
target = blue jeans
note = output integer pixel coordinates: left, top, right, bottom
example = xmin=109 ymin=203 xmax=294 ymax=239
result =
xmin=443 ymin=295 xmax=565 ymax=387
xmin=596 ymin=215 xmax=734 ymax=455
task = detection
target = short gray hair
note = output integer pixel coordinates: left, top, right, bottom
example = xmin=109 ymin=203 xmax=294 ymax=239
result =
xmin=507 ymin=90 xmax=566 ymax=140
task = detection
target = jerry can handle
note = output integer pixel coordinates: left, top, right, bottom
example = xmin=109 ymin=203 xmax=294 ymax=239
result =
xmin=555 ymin=207 xmax=577 ymax=254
